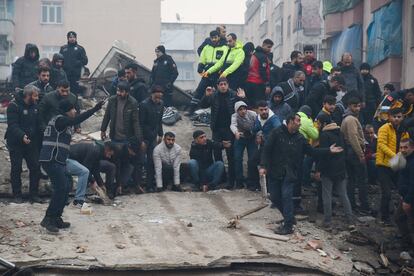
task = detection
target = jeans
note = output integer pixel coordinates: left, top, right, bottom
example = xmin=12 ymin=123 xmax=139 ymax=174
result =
xmin=99 ymin=160 xmax=116 ymax=193
xmin=9 ymin=145 xmax=40 ymax=197
xmin=188 ymin=159 xmax=224 ymax=189
xmin=212 ymin=128 xmax=235 ymax=186
xmin=42 ymin=161 xmax=70 ymax=219
xmin=321 ymin=176 xmax=353 ymax=223
xmin=346 ymin=147 xmax=369 ymax=210
xmin=268 ymin=176 xmax=295 ymax=228
xmin=66 ymin=159 xmax=89 ymax=201
xmin=377 ymin=166 xmax=397 ymax=220
xmin=233 ymin=137 xmax=256 ymax=183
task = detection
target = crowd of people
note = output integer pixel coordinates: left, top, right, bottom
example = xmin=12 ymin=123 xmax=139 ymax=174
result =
xmin=5 ymin=27 xmax=414 ymax=250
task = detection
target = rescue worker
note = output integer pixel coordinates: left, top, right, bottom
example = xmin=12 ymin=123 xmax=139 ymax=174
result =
xmin=219 ymin=33 xmax=245 ymax=90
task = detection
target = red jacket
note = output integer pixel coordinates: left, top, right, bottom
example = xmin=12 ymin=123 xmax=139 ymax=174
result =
xmin=246 ymin=47 xmax=270 ymax=84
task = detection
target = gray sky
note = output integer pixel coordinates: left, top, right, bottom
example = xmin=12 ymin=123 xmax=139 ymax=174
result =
xmin=161 ymin=0 xmax=246 ymax=24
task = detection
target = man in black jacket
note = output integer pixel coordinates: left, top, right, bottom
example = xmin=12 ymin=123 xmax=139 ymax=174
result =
xmin=39 ymin=80 xmax=80 ymax=133
xmin=260 ymin=113 xmax=343 ymax=235
xmin=281 ymin=50 xmax=304 ymax=82
xmin=360 ymin=62 xmax=381 ymax=124
xmin=50 ymin=53 xmax=67 ymax=89
xmin=12 ymin=43 xmax=39 ymax=91
xmin=339 ymin=53 xmax=365 ymax=103
xmin=150 ymin=45 xmax=178 ymax=107
xmin=395 ymin=138 xmax=414 ymax=248
xmin=5 ymin=85 xmax=43 ymax=203
xmin=29 ymin=67 xmax=54 ymax=101
xmin=125 ymin=63 xmax=148 ymax=104
xmin=68 ymin=142 xmax=116 ymax=205
xmin=199 ymin=77 xmax=246 ymax=188
xmin=189 ymin=130 xmax=227 ymax=191
xmin=277 ymin=71 xmax=306 ymax=112
xmin=306 ymin=75 xmax=345 ymax=117
xmin=139 ymin=85 xmax=164 ymax=192
xmin=60 ymin=31 xmax=88 ymax=95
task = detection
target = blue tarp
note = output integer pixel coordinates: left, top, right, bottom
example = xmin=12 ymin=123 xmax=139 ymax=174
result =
xmin=366 ymin=0 xmax=402 ymax=67
xmin=330 ymin=24 xmax=362 ymax=67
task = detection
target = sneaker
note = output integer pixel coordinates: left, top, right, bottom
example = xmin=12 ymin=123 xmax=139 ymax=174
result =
xmin=29 ymin=195 xmax=45 ymax=204
xmin=171 ymin=185 xmax=182 ymax=192
xmin=40 ymin=217 xmax=59 ymax=233
xmin=72 ymin=199 xmax=84 ymax=208
xmin=55 ymin=217 xmax=70 ymax=229
xmin=273 ymin=224 xmax=293 ymax=235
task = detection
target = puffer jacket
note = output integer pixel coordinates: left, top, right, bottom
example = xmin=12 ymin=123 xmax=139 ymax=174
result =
xmin=268 ymin=87 xmax=292 ymax=121
xmin=297 ymin=111 xmax=319 ymax=141
xmin=12 ymin=43 xmax=39 ymax=89
xmin=376 ymin=122 xmax=409 ymax=167
xmin=198 ymin=40 xmax=228 ymax=75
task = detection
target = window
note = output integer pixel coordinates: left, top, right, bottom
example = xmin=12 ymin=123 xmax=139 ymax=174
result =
xmin=0 ymin=0 xmax=14 ymax=20
xmin=259 ymin=0 xmax=267 ymax=24
xmin=41 ymin=2 xmax=62 ymax=24
xmin=287 ymin=15 xmax=291 ymax=38
xmin=0 ymin=35 xmax=8 ymax=65
xmin=294 ymin=1 xmax=303 ymax=31
xmin=275 ymin=18 xmax=283 ymax=46
xmin=176 ymin=62 xmax=194 ymax=81
xmin=41 ymin=46 xmax=60 ymax=60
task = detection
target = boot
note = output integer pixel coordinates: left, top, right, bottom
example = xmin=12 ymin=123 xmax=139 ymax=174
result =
xmin=29 ymin=195 xmax=45 ymax=204
xmin=40 ymin=216 xmax=59 ymax=233
xmin=55 ymin=217 xmax=71 ymax=229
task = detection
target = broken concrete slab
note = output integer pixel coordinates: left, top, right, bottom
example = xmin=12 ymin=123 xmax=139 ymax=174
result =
xmin=0 ymin=191 xmax=353 ymax=275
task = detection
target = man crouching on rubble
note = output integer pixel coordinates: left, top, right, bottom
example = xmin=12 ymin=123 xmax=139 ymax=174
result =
xmin=39 ymin=99 xmax=104 ymax=233
xmin=259 ymin=113 xmax=343 ymax=235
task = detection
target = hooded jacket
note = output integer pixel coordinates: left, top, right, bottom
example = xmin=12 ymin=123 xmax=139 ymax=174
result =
xmin=317 ymin=123 xmax=346 ymax=181
xmin=12 ymin=43 xmax=39 ymax=89
xmin=150 ymin=54 xmax=179 ymax=88
xmin=50 ymin=53 xmax=68 ymax=89
xmin=246 ymin=46 xmax=270 ymax=84
xmin=230 ymin=101 xmax=256 ymax=137
xmin=5 ymin=91 xmax=41 ymax=149
xmin=297 ymin=110 xmax=319 ymax=141
xmin=376 ymin=122 xmax=409 ymax=168
xmin=59 ymin=41 xmax=88 ymax=78
xmin=198 ymin=40 xmax=229 ymax=75
xmin=197 ymin=37 xmax=227 ymax=56
xmin=305 ymin=80 xmax=337 ymax=117
xmin=340 ymin=109 xmax=365 ymax=159
xmin=220 ymin=41 xmax=245 ymax=78
xmin=277 ymin=78 xmax=305 ymax=112
xmin=268 ymin=87 xmax=292 ymax=121
xmin=252 ymin=109 xmax=282 ymax=140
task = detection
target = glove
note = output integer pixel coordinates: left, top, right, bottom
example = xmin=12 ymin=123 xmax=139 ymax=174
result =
xmin=94 ymin=100 xmax=105 ymax=110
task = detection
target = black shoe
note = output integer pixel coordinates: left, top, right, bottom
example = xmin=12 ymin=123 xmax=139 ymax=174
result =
xmin=171 ymin=185 xmax=182 ymax=192
xmin=55 ymin=217 xmax=70 ymax=229
xmin=72 ymin=199 xmax=84 ymax=208
xmin=156 ymin=187 xmax=164 ymax=193
xmin=40 ymin=173 xmax=49 ymax=180
xmin=273 ymin=225 xmax=293 ymax=235
xmin=14 ymin=196 xmax=24 ymax=204
xmin=29 ymin=195 xmax=45 ymax=204
xmin=358 ymin=207 xmax=372 ymax=216
xmin=40 ymin=217 xmax=59 ymax=233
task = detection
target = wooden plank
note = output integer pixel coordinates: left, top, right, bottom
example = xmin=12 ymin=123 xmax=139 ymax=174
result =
xmin=249 ymin=230 xmax=290 ymax=242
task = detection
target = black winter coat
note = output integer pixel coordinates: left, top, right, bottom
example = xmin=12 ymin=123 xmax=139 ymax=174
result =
xmin=59 ymin=42 xmax=88 ymax=79
xmin=278 ymin=80 xmax=305 ymax=112
xmin=199 ymin=90 xmax=244 ymax=131
xmin=129 ymin=78 xmax=149 ymax=104
xmin=340 ymin=64 xmax=365 ymax=102
xmin=69 ymin=143 xmax=105 ymax=185
xmin=316 ymin=124 xmax=347 ymax=181
xmin=261 ymin=124 xmax=329 ymax=180
xmin=150 ymin=54 xmax=178 ymax=88
xmin=12 ymin=44 xmax=39 ymax=89
xmin=139 ymin=97 xmax=164 ymax=143
xmin=189 ymin=140 xmax=223 ymax=170
xmin=306 ymin=81 xmax=336 ymax=118
xmin=38 ymin=90 xmax=80 ymax=131
xmin=28 ymin=80 xmax=54 ymax=101
xmin=101 ymin=95 xmax=143 ymax=143
xmin=362 ymin=73 xmax=381 ymax=107
xmin=5 ymin=93 xmax=41 ymax=149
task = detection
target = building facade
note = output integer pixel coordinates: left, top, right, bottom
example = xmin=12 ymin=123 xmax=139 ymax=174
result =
xmin=0 ymin=0 xmax=161 ymax=81
xmin=322 ymin=0 xmax=414 ymax=89
xmin=243 ymin=0 xmax=324 ymax=66
xmin=161 ymin=22 xmax=244 ymax=91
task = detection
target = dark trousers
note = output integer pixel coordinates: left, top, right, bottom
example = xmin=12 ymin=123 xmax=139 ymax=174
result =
xmin=245 ymin=82 xmax=266 ymax=108
xmin=42 ymin=161 xmax=70 ymax=219
xmin=67 ymin=74 xmax=81 ymax=96
xmin=268 ymin=176 xmax=295 ymax=228
xmin=212 ymin=128 xmax=235 ymax=187
xmin=366 ymin=159 xmax=377 ymax=185
xmin=162 ymin=87 xmax=173 ymax=107
xmin=247 ymin=147 xmax=261 ymax=190
xmin=145 ymin=139 xmax=157 ymax=189
xmin=395 ymin=199 xmax=414 ymax=246
xmin=346 ymin=148 xmax=369 ymax=210
xmin=362 ymin=104 xmax=377 ymax=125
xmin=190 ymin=75 xmax=218 ymax=108
xmin=99 ymin=160 xmax=116 ymax=193
xmin=377 ymin=166 xmax=397 ymax=220
xmin=9 ymin=145 xmax=40 ymax=197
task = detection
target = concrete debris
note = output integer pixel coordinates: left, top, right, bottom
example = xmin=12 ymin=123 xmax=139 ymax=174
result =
xmin=28 ymin=250 xmax=46 ymax=258
xmin=306 ymin=240 xmax=323 ymax=250
xmin=15 ymin=220 xmax=27 ymax=228
xmin=77 ymin=255 xmax=97 ymax=261
xmin=187 ymin=222 xmax=193 ymax=227
xmin=401 ymin=251 xmax=413 ymax=261
xmin=317 ymin=248 xmax=328 ymax=257
xmin=76 ymin=246 xmax=87 ymax=253
xmin=379 ymin=253 xmax=389 ymax=268
xmin=357 ymin=216 xmax=376 ymax=223
xmin=115 ymin=243 xmax=126 ymax=249
xmin=40 ymin=236 xmax=55 ymax=242
xmin=353 ymin=261 xmax=375 ymax=275
xmin=80 ymin=203 xmax=93 ymax=215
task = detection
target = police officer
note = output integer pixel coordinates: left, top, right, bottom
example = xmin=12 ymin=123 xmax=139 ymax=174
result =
xmin=6 ymin=85 xmax=43 ymax=203
xmin=39 ymin=99 xmax=104 ymax=233
xmin=59 ymin=31 xmax=88 ymax=95
xmin=150 ymin=45 xmax=178 ymax=107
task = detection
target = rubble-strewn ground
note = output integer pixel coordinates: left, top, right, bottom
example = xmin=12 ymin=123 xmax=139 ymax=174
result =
xmin=0 ymin=105 xmax=410 ymax=275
